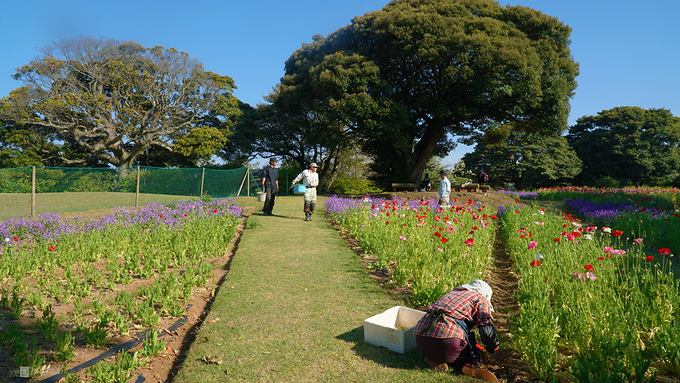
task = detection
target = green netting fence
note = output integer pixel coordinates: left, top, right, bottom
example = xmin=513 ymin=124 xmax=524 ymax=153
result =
xmin=0 ymin=166 xmax=261 ymax=220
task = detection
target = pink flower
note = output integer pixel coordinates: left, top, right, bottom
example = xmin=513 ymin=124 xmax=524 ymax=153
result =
xmin=528 ymin=241 xmax=537 ymax=250
xmin=399 ymin=235 xmax=407 ymax=241
xmin=464 ymin=238 xmax=475 ymax=246
xmin=634 ymin=238 xmax=643 ymax=244
xmin=603 ymin=246 xmax=613 ymax=252
xmin=610 ymin=249 xmax=626 ymax=255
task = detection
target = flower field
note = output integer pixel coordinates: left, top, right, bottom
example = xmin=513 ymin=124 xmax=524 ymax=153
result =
xmin=325 ymin=195 xmax=497 ymax=306
xmin=502 ymin=204 xmax=680 ymax=381
xmin=537 ymin=186 xmax=680 ymax=261
xmin=0 ymin=199 xmax=242 ymax=381
xmin=327 ymin=191 xmax=680 ymax=381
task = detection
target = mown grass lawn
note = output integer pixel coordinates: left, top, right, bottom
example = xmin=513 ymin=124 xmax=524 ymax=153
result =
xmin=173 ymin=195 xmax=478 ymax=382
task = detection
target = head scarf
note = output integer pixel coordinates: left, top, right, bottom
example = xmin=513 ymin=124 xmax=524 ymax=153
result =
xmin=459 ymin=279 xmax=494 ymax=312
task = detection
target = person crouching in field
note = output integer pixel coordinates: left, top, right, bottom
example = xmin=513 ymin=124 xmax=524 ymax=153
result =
xmin=414 ymin=279 xmax=499 ymax=382
xmin=290 ymin=163 xmax=319 ymax=221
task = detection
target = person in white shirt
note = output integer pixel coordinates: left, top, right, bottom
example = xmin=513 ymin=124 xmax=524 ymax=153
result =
xmin=290 ymin=163 xmax=320 ymax=221
xmin=439 ymin=169 xmax=451 ymax=208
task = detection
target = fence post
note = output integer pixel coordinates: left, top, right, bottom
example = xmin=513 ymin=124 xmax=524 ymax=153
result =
xmin=200 ymin=168 xmax=205 ymax=199
xmin=236 ymin=167 xmax=248 ymax=198
xmin=135 ymin=166 xmax=140 ymax=207
xmin=31 ymin=166 xmax=36 ymax=217
xmin=247 ymin=165 xmax=250 ymax=197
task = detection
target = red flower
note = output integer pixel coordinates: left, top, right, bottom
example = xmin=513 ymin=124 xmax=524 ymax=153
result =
xmin=213 ymin=209 xmax=219 ymax=213
xmin=440 ymin=238 xmax=448 ymax=244
xmin=48 ymin=246 xmax=55 ymax=251
xmin=645 ymin=256 xmax=654 ymax=261
xmin=585 ymin=264 xmax=594 ymax=272
xmin=658 ymin=248 xmax=671 ymax=255
xmin=386 ymin=221 xmax=390 ymax=224
xmin=515 ymin=210 xmax=520 ymax=214
xmin=530 ymin=260 xmax=541 ymax=267
xmin=159 ymin=214 xmax=164 ymax=218
xmin=597 ymin=256 xmax=604 ymax=260
xmin=13 ymin=237 xmax=19 ymax=242
xmin=612 ymin=230 xmax=624 ymax=237
xmin=434 ymin=232 xmax=441 ymax=237
xmin=183 ymin=213 xmax=188 ymax=217
xmin=554 ymin=238 xmax=560 ymax=242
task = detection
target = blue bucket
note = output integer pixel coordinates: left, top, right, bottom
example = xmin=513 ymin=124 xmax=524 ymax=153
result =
xmin=293 ymin=184 xmax=306 ymax=194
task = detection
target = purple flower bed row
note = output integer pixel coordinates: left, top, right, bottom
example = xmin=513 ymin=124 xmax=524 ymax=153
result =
xmin=564 ymin=198 xmax=670 ymax=225
xmin=493 ymin=190 xmax=539 ymax=198
xmin=1 ymin=199 xmax=242 ymax=253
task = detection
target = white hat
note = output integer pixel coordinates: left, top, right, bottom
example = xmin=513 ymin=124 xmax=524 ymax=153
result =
xmin=459 ymin=279 xmax=494 ymax=312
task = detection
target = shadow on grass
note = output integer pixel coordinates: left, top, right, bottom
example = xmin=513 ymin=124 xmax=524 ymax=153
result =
xmin=335 ymin=326 xmax=427 ymax=371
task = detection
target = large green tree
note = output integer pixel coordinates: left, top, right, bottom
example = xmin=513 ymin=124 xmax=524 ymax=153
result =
xmin=567 ymin=107 xmax=680 ymax=186
xmin=278 ymin=0 xmax=579 ymax=184
xmin=0 ymin=36 xmax=240 ymax=168
xmin=463 ymin=127 xmax=582 ymax=189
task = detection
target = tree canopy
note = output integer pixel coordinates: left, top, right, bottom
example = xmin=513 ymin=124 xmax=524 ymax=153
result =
xmin=274 ymin=0 xmax=579 ymax=184
xmin=0 ymin=36 xmax=240 ymax=168
xmin=567 ymin=106 xmax=680 ymax=186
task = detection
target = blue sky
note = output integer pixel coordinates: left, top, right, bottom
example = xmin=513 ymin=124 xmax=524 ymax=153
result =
xmin=2 ymin=0 xmax=678 ymax=165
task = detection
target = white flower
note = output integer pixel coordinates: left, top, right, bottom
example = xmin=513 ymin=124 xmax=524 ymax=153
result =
xmin=535 ymin=254 xmax=544 ymax=260
xmin=602 ymin=227 xmax=611 ymax=233
xmin=584 ymin=234 xmax=593 ymax=240
xmin=3 ymin=238 xmax=9 ymax=243
xmin=571 ymin=222 xmax=582 ymax=227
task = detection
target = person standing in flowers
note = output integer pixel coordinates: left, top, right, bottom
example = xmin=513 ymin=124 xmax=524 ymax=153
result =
xmin=261 ymin=157 xmax=279 ymax=216
xmin=414 ymin=279 xmax=499 ymax=382
xmin=438 ymin=170 xmax=451 ymax=208
xmin=290 ymin=163 xmax=319 ymax=221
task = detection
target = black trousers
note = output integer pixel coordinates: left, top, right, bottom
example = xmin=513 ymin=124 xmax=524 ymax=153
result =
xmin=263 ymin=186 xmax=277 ymax=214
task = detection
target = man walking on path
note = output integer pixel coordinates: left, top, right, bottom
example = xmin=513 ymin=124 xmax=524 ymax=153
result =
xmin=439 ymin=169 xmax=451 ymax=208
xmin=290 ymin=163 xmax=319 ymax=221
xmin=262 ymin=157 xmax=279 ymax=216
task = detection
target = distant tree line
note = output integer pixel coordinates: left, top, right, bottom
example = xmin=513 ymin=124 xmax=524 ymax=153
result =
xmin=463 ymin=106 xmax=680 ymax=189
xmin=3 ymin=1 xmax=675 ymax=190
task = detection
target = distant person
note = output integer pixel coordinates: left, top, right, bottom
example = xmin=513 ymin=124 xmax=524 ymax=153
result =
xmin=420 ymin=173 xmax=432 ymax=191
xmin=438 ymin=170 xmax=451 ymax=207
xmin=479 ymin=170 xmax=489 ymax=186
xmin=290 ymin=162 xmax=319 ymax=221
xmin=261 ymin=157 xmax=279 ymax=216
xmin=414 ymin=280 xmax=499 ymax=382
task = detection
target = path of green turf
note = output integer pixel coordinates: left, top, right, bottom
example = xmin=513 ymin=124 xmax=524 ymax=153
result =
xmin=172 ymin=194 xmax=473 ymax=382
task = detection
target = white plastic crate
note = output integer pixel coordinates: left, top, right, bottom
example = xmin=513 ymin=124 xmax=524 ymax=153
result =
xmin=364 ymin=306 xmax=426 ymax=354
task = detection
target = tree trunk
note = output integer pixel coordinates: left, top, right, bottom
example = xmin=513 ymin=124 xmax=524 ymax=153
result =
xmin=407 ymin=121 xmax=446 ymax=183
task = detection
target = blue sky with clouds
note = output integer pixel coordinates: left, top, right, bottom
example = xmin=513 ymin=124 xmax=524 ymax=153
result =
xmin=2 ymin=0 xmax=678 ymax=164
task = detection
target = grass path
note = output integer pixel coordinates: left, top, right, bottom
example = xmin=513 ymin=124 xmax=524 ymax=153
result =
xmin=172 ymin=195 xmax=476 ymax=382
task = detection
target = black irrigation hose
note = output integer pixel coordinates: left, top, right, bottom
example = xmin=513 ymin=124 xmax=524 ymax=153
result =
xmin=28 ymin=314 xmax=188 ymax=383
